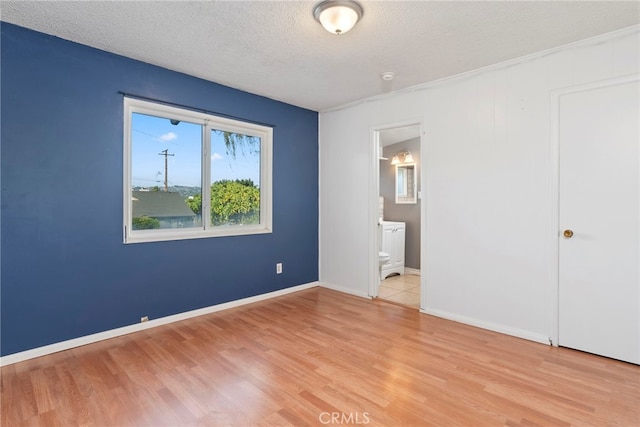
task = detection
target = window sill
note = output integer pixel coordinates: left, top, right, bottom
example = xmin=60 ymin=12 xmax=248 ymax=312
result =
xmin=124 ymin=225 xmax=272 ymax=244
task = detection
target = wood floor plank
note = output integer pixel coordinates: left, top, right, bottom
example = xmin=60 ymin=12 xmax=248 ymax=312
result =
xmin=2 ymin=287 xmax=639 ymax=426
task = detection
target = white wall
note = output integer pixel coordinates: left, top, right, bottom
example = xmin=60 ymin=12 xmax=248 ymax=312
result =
xmin=319 ymin=27 xmax=639 ymax=341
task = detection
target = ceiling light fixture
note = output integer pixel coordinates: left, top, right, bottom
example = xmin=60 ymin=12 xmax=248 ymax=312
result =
xmin=390 ymin=151 xmax=414 ymax=165
xmin=313 ymin=0 xmax=364 ymax=35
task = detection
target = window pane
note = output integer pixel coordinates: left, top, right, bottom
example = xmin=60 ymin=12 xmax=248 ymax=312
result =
xmin=210 ymin=129 xmax=261 ymax=227
xmin=131 ymin=113 xmax=202 ymax=230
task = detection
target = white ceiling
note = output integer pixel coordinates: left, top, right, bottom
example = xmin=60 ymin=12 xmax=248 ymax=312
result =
xmin=2 ymin=1 xmax=638 ymax=112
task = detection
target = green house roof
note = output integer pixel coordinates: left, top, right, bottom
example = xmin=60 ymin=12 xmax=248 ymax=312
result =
xmin=132 ymin=191 xmax=196 ymax=218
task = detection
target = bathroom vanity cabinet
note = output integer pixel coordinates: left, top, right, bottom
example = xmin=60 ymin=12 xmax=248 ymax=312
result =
xmin=381 ymin=221 xmax=405 ymax=279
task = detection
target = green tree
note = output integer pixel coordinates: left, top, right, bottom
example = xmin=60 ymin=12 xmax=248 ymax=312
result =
xmin=211 ymin=180 xmax=259 ymax=225
xmin=132 ymin=216 xmax=160 ymax=230
xmin=185 ymin=179 xmax=259 ymax=225
xmin=186 ymin=194 xmax=201 ymax=215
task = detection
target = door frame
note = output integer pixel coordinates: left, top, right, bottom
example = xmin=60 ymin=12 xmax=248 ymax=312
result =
xmin=548 ymin=73 xmax=639 ymax=347
xmin=369 ymin=119 xmax=426 ymax=307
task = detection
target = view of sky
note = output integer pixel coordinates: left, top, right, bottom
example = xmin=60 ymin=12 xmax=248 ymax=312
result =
xmin=131 ymin=113 xmax=260 ymax=190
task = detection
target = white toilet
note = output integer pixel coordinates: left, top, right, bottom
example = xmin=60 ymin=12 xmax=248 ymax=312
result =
xmin=378 ymin=197 xmax=391 ymax=279
xmin=378 ymin=251 xmax=391 ymax=282
xmin=378 ymin=251 xmax=390 ymax=266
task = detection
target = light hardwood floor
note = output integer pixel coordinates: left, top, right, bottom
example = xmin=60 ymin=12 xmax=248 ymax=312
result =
xmin=2 ymin=287 xmax=638 ymax=426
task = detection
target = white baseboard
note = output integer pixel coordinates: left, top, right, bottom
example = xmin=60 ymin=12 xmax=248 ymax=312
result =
xmin=0 ymin=282 xmax=319 ymax=367
xmin=404 ymin=268 xmax=420 ymax=276
xmin=420 ymin=307 xmax=550 ymax=345
xmin=319 ymin=282 xmax=371 ymax=299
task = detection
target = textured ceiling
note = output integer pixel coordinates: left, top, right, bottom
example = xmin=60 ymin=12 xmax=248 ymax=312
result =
xmin=1 ymin=1 xmax=638 ymax=111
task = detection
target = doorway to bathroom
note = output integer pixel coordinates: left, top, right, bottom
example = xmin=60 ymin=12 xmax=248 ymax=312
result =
xmin=370 ymin=122 xmax=424 ymax=309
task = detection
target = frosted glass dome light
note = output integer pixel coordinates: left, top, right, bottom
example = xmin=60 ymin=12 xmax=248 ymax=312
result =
xmin=313 ymin=0 xmax=364 ymax=35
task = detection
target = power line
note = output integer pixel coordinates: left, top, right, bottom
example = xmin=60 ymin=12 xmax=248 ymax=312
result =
xmin=133 ymin=128 xmax=179 ymax=145
xmin=132 ymin=177 xmax=162 ymax=183
xmin=132 ymin=128 xmax=159 ymax=139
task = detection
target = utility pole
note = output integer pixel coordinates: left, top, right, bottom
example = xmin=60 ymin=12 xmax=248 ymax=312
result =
xmin=158 ymin=149 xmax=174 ymax=192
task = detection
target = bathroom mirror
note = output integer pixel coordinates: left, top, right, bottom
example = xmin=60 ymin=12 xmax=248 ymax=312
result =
xmin=395 ymin=163 xmax=416 ymax=204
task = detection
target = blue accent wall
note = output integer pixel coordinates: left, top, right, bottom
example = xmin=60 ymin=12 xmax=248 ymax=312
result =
xmin=0 ymin=23 xmax=319 ymax=356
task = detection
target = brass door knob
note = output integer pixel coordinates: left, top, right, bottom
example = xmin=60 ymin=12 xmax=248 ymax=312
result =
xmin=563 ymin=229 xmax=574 ymax=238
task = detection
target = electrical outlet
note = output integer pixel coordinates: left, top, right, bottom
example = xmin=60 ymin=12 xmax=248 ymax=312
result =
xmin=276 ymin=263 xmax=283 ymax=274
xmin=141 ymin=316 xmax=149 ymax=323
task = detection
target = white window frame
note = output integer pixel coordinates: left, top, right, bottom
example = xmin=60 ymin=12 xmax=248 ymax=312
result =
xmin=123 ymin=98 xmax=272 ymax=244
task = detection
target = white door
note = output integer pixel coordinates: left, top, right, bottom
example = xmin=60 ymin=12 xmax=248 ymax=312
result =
xmin=558 ymin=77 xmax=639 ymax=364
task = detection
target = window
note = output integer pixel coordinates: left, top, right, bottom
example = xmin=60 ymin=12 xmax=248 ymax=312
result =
xmin=123 ymin=98 xmax=272 ymax=243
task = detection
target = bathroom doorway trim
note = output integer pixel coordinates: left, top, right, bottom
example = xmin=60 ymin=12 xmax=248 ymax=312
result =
xmin=369 ymin=119 xmax=426 ymax=308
